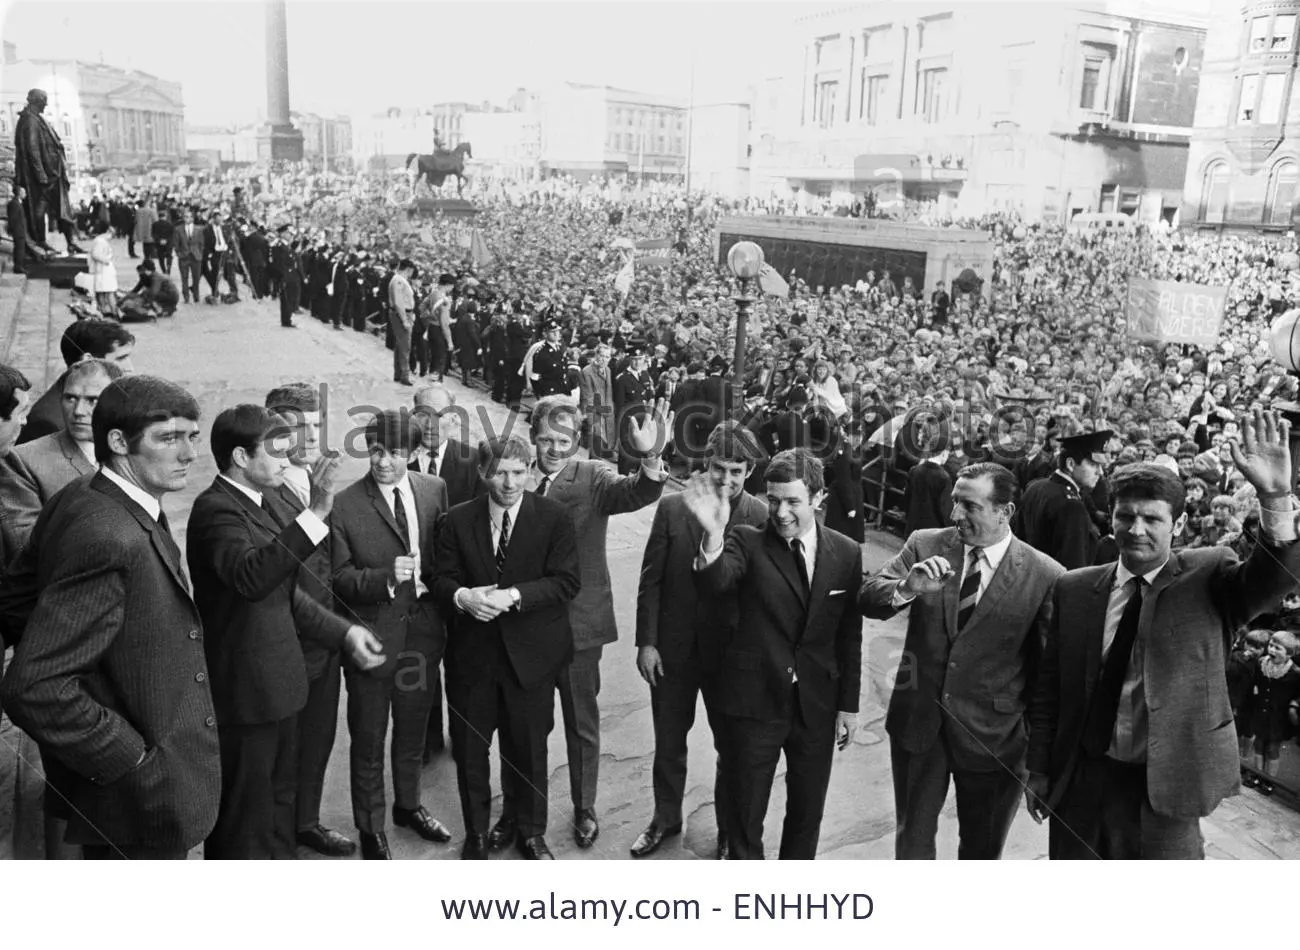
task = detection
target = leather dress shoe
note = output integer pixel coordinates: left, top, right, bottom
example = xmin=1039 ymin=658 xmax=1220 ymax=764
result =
xmin=629 ymin=821 xmax=681 ymax=858
xmin=360 ymin=831 xmax=391 ymax=860
xmin=461 ymin=833 xmax=489 ymax=860
xmin=573 ymin=809 xmax=600 ymax=849
xmin=516 ymin=835 xmax=555 ymax=860
xmin=393 ymin=805 xmax=452 ymax=843
xmin=296 ymin=824 xmax=357 ymax=857
xmin=716 ymin=833 xmax=731 ymax=860
xmin=487 ymin=815 xmax=517 ymax=852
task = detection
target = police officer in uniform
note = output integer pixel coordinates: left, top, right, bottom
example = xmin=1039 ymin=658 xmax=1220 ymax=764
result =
xmin=532 ymin=320 xmax=568 ymax=398
xmin=1012 ymin=429 xmax=1112 ymax=570
xmin=614 ymin=346 xmax=655 ymax=475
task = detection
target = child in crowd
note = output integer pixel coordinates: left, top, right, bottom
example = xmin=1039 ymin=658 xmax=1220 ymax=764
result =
xmin=1192 ymin=494 xmax=1242 ymax=548
xmin=1229 ymin=630 xmax=1272 ymax=764
xmin=1246 ymin=631 xmax=1300 ymax=795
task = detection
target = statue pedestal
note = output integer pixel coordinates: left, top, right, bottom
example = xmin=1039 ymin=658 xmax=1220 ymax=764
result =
xmin=256 ymin=124 xmax=304 ymax=163
xmin=413 ymin=198 xmax=477 ymax=219
xmin=26 ymin=255 xmax=88 ymax=289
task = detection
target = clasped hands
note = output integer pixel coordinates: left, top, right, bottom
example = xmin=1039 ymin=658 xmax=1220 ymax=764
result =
xmin=459 ymin=585 xmax=516 ymax=622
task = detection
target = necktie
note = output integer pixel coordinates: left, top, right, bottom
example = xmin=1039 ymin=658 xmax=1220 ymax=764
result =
xmin=535 ymin=475 xmax=551 ymax=496
xmin=790 ymin=538 xmax=810 ymax=594
xmin=496 ymin=510 xmax=511 ymax=577
xmin=156 ymin=509 xmax=191 ymax=592
xmin=391 ymin=486 xmax=411 ymax=552
xmin=260 ymin=496 xmax=283 ymax=529
xmin=1081 ymin=577 xmax=1145 ymax=756
xmin=956 ymin=548 xmax=983 ymax=630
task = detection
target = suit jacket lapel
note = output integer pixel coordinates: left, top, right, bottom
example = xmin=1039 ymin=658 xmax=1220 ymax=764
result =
xmin=92 ymin=474 xmax=191 ymax=598
xmin=500 ymin=493 xmax=539 ymax=584
xmin=365 ymin=474 xmax=406 ymax=548
xmin=957 ymin=536 xmax=1022 ymax=637
xmin=941 ymin=533 xmax=965 ymax=641
xmin=798 ymin=526 xmax=834 ymax=643
xmin=764 ymin=527 xmax=809 ymax=615
xmin=470 ymin=495 xmax=497 ymax=582
xmin=1084 ymin=564 xmax=1120 ymax=700
xmin=58 ymin=431 xmax=95 ymax=476
xmin=215 ymin=478 xmax=281 ymax=534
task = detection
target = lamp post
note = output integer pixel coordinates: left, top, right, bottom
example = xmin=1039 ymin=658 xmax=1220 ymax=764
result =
xmin=727 ymin=240 xmax=764 ymax=412
xmin=1267 ymin=308 xmax=1300 ymax=481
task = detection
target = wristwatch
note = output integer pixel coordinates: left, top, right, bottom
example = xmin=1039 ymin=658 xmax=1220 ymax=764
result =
xmin=508 ymin=587 xmax=522 ymax=610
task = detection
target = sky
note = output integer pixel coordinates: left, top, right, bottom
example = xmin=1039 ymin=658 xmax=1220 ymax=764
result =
xmin=0 ymin=0 xmax=816 ymax=124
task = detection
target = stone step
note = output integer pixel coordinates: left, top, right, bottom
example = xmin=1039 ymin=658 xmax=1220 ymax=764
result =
xmin=6 ymin=279 xmax=54 ymax=392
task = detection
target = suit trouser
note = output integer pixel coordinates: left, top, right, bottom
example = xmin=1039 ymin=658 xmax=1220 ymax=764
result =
xmin=178 ymin=259 xmax=202 ymax=301
xmin=889 ymin=736 xmax=1023 ymax=860
xmin=390 ymin=315 xmax=413 ymax=382
xmin=343 ymin=650 xmax=438 ymax=835
xmin=447 ymin=654 xmax=556 ymax=838
xmin=650 ymin=655 xmax=728 ymax=833
xmin=1049 ymin=754 xmax=1204 ymax=860
xmin=156 ymin=243 xmax=173 ymax=275
xmin=423 ymin=663 xmax=447 ymax=755
xmin=206 ymin=715 xmax=299 ymax=859
xmin=500 ymin=645 xmax=602 ymax=818
xmin=410 ymin=322 xmax=430 ymax=376
xmin=722 ymin=691 xmax=835 ymax=860
xmin=280 ymin=276 xmax=301 ymax=327
xmin=296 ymin=653 xmax=342 ymax=831
xmin=505 ymin=357 xmax=526 ymax=404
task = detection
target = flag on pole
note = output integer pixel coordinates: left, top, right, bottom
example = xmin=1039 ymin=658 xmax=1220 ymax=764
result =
xmin=614 ymin=257 xmax=634 ymax=298
xmin=471 ymin=228 xmax=496 ymax=269
xmin=758 ymin=263 xmax=789 ymax=299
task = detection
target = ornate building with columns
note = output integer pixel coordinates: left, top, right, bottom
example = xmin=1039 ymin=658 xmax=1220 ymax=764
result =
xmin=751 ymin=1 xmax=1209 ymax=223
xmin=1182 ymin=0 xmax=1300 ymax=228
xmin=0 ymin=43 xmax=186 ymax=175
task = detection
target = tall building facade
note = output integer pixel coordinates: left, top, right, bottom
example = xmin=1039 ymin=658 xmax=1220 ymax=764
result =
xmin=1182 ymin=0 xmax=1300 ymax=228
xmin=0 ymin=46 xmax=186 ymax=174
xmin=751 ymin=2 xmax=1209 ymax=223
xmin=352 ymin=102 xmax=500 ymax=171
xmin=293 ymin=112 xmax=353 ymax=171
xmin=536 ymin=83 xmax=686 ymax=180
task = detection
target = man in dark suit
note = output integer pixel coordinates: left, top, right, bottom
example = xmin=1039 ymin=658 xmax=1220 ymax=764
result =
xmin=903 ymin=441 xmax=954 ymax=536
xmin=202 ymin=210 xmax=239 ymax=301
xmin=151 ymin=207 xmax=175 ymax=275
xmin=331 ymin=410 xmax=453 ymax=859
xmin=409 ymin=384 xmax=484 ymax=760
xmin=491 ymin=394 xmax=667 ymax=852
xmin=0 ymin=358 xmax=119 ymax=556
xmin=686 ymin=448 xmax=864 ymax=859
xmin=432 ymin=435 xmax=581 ymax=860
xmin=186 ymin=406 xmax=384 ymax=859
xmin=242 ymin=224 xmax=270 ymax=300
xmin=5 ymin=184 xmax=31 ymax=274
xmin=531 ymin=320 xmax=568 ymax=397
xmin=1026 ymin=415 xmax=1300 ymax=859
xmin=632 ymin=421 xmax=767 ymax=858
xmin=0 ymin=377 xmax=217 ymax=859
xmin=271 ymin=226 xmax=301 ymax=328
xmin=263 ymin=383 xmax=355 ymax=857
xmin=173 ymin=207 xmax=204 ymax=304
xmin=860 ymin=462 xmax=1064 ymax=859
xmin=825 ymin=420 xmax=865 ymax=543
xmin=1014 ymin=430 xmax=1111 ymax=570
xmin=19 ymin=319 xmax=135 ymax=445
xmin=614 ymin=347 xmax=655 ymax=475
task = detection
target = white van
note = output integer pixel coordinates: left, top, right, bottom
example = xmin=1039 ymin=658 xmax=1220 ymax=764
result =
xmin=1068 ymin=211 xmax=1137 ymax=233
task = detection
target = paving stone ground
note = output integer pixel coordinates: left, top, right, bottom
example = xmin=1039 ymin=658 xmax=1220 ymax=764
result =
xmin=3 ymin=236 xmax=1298 ymax=859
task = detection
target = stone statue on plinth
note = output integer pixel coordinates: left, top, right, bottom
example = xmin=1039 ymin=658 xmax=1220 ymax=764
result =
xmin=14 ymin=88 xmax=83 ymax=255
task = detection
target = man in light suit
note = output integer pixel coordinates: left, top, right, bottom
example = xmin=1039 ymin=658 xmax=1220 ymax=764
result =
xmin=490 ymin=394 xmax=668 ymax=852
xmin=860 ymin=461 xmax=1064 ymax=859
xmin=0 ymin=359 xmax=121 ymax=557
xmin=1026 ymin=414 xmax=1300 ymax=859
xmin=632 ymin=421 xmax=767 ymax=859
xmin=578 ymin=343 xmax=615 ymax=461
xmin=186 ymin=406 xmax=384 ymax=859
xmin=18 ymin=319 xmax=135 ymax=446
xmin=432 ymin=435 xmax=581 ymax=860
xmin=0 ymin=377 xmax=218 ymax=859
xmin=331 ymin=410 xmax=452 ymax=859
xmin=408 ymin=384 xmax=484 ymax=761
xmin=686 ymin=447 xmax=864 ymax=859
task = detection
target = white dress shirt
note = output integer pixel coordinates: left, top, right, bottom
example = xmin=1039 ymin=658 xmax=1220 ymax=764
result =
xmin=75 ymin=438 xmax=96 ymax=464
xmin=376 ymin=473 xmax=426 ymax=597
xmin=453 ymin=495 xmax=523 ymax=613
xmin=99 ymin=465 xmax=161 ymax=521
xmin=217 ymin=474 xmax=329 ymax=546
xmin=890 ymin=530 xmax=1013 ymax=609
xmin=281 ymin=465 xmax=311 ymax=507
xmin=412 ymin=440 xmax=447 ymax=477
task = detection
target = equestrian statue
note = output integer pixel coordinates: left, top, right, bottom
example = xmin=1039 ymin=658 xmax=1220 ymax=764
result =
xmin=405 ymin=142 xmax=474 ymax=196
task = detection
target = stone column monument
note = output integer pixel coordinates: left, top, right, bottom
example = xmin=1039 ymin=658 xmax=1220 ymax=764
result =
xmin=257 ymin=0 xmax=304 ymax=162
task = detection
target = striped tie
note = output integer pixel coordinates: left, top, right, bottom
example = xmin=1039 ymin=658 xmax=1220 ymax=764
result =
xmin=956 ymin=547 xmax=983 ymax=631
xmin=495 ymin=510 xmax=511 ymax=577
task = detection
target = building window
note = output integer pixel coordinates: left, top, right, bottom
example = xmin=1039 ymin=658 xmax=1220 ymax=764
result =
xmin=916 ymin=67 xmax=946 ymax=123
xmin=673 ymin=137 xmax=682 ymax=153
xmin=815 ymin=34 xmax=843 ymax=67
xmin=1079 ymin=43 xmax=1116 ymax=111
xmin=1238 ymin=73 xmax=1261 ymax=122
xmin=816 ymin=79 xmax=839 ymax=127
xmin=862 ymin=25 xmax=892 ymax=62
xmin=1260 ymin=72 xmax=1289 ymax=123
xmin=1100 ymin=183 xmax=1118 ymax=212
xmin=1250 ymin=16 xmax=1270 ymax=51
xmin=917 ymin=16 xmax=952 ymax=52
xmin=1275 ymin=14 xmax=1297 ymax=50
xmin=1201 ymin=162 xmax=1231 ymax=223
xmin=1268 ymin=161 xmax=1297 ymax=224
xmin=862 ymin=73 xmax=888 ymax=124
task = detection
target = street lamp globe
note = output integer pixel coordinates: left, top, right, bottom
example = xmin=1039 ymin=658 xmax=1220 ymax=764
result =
xmin=1269 ymin=309 xmax=1300 ymax=373
xmin=727 ymin=241 xmax=764 ymax=280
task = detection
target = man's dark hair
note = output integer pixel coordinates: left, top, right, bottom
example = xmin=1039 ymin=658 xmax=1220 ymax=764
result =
xmin=60 ymin=319 xmax=135 ymax=367
xmin=705 ymin=420 xmax=764 ymax=466
xmin=955 ymin=462 xmax=1019 ymax=508
xmin=211 ymin=404 xmax=277 ymax=473
xmin=530 ymin=395 xmax=582 ymax=438
xmin=397 ymin=258 xmax=415 ymax=272
xmin=0 ymin=364 xmax=32 ymax=421
xmin=364 ymin=409 xmax=421 ymax=453
xmin=476 ymin=434 xmax=532 ymax=475
xmin=1110 ymin=463 xmax=1187 ymax=519
xmin=764 ymin=447 xmax=825 ymax=496
xmin=92 ymin=376 xmax=200 ymax=464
